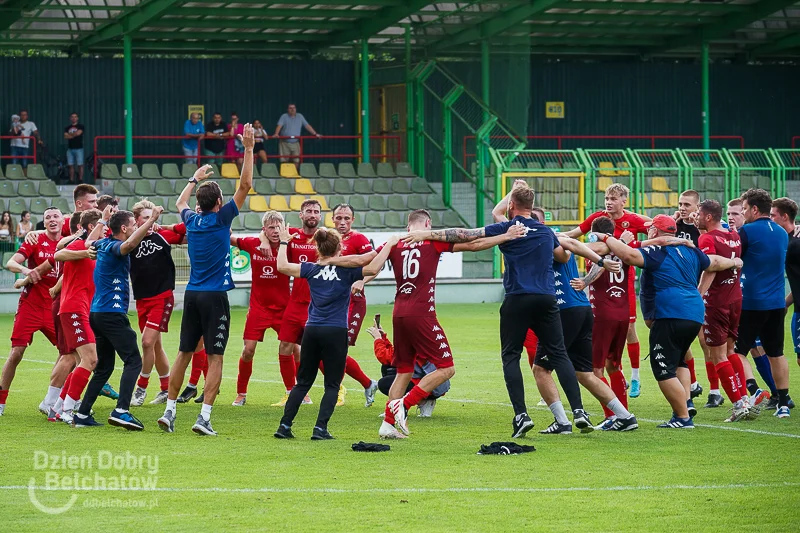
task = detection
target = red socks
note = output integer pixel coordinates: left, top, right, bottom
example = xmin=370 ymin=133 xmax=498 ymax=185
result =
xmin=403 ymin=385 xmax=429 ymax=410
xmin=599 ymin=376 xmax=614 ymax=418
xmin=189 ymin=350 xmax=208 ymax=386
xmin=705 ymin=361 xmax=719 ymax=390
xmin=609 ymin=370 xmax=628 ymax=409
xmin=295 ymin=359 xmax=301 ymax=372
xmin=687 ymin=357 xmax=697 ymax=383
xmin=384 ymin=403 xmax=395 ymax=425
xmin=60 ymin=372 xmax=74 ymax=400
xmin=0 ymin=389 xmax=8 ymax=405
xmin=237 ymin=359 xmax=253 ymax=395
xmin=727 ymin=354 xmax=746 ymax=390
xmin=137 ymin=373 xmax=150 ymax=389
xmin=67 ymin=366 xmax=91 ymax=401
xmin=345 ymin=356 xmax=372 ymax=389
xmin=159 ymin=375 xmax=169 ymax=392
xmin=278 ymin=354 xmax=296 ymax=391
xmin=627 ymin=342 xmax=640 ymax=369
xmin=715 ymin=360 xmax=742 ymax=403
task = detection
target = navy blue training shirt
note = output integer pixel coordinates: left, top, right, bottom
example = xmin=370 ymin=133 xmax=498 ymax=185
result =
xmin=638 ymin=244 xmax=710 ymax=323
xmin=181 ymin=199 xmax=239 ymax=292
xmin=91 ymin=237 xmax=131 ymax=313
xmin=554 ymin=254 xmax=589 ymax=310
xmin=739 ymin=217 xmax=788 ymax=311
xmin=485 ymin=216 xmax=560 ymax=296
xmin=301 ymin=263 xmax=364 ymax=328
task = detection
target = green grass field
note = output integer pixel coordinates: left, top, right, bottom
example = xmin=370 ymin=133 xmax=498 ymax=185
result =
xmin=1 ymin=303 xmax=799 ymax=531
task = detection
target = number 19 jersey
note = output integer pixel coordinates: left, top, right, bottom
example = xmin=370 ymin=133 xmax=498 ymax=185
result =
xmin=386 ymin=240 xmax=454 ymax=317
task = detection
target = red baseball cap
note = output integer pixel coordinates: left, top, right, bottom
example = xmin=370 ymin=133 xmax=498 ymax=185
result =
xmin=645 ymin=214 xmax=677 ymax=233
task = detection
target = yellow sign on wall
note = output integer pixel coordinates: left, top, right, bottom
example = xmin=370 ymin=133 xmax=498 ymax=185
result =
xmin=188 ymin=105 xmax=205 ymax=122
xmin=546 ymin=101 xmax=564 ymax=119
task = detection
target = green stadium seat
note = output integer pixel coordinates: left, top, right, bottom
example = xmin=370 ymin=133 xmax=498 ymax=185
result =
xmin=364 ymin=211 xmax=385 ymax=229
xmin=121 ymin=164 xmax=141 ymax=179
xmin=407 ymin=195 xmax=426 ymax=210
xmin=353 ymin=179 xmax=372 ymax=195
xmin=154 ymin=180 xmax=174 ymax=196
xmin=377 ymin=162 xmax=395 ymax=178
xmin=327 ymin=195 xmax=345 ymax=208
xmin=208 ymin=164 xmax=221 ymax=178
xmin=161 ymin=164 xmax=181 ymax=179
xmin=705 ymin=191 xmax=725 ymax=204
xmin=373 ymin=179 xmax=391 ymax=195
xmin=133 ymin=181 xmax=154 ymax=197
xmin=426 ymin=195 xmax=446 ymax=210
xmin=299 ymin=163 xmax=318 ymax=179
xmin=561 ymin=178 xmax=580 ymax=193
xmin=37 ymin=180 xmax=58 ymax=198
xmin=0 ymin=166 xmax=5 ymax=179
xmin=349 ymin=195 xmax=368 ymax=211
xmin=526 ymin=162 xmax=543 ymax=170
xmin=384 ymin=211 xmax=405 ymax=229
xmin=396 ymin=162 xmax=416 ymax=178
xmin=314 ymin=178 xmax=333 ymax=195
xmin=8 ymin=198 xmax=27 ymax=214
xmin=544 ymin=162 xmax=561 ymax=170
xmin=275 ymin=180 xmax=294 ymax=195
xmin=319 ymin=163 xmax=338 ymax=179
xmin=338 ymin=163 xmax=357 ymax=178
xmin=368 ymin=196 xmax=387 ymax=211
xmin=442 ymin=210 xmax=463 ymax=227
xmin=254 ymin=180 xmax=274 ymax=195
xmin=244 ymin=213 xmax=263 ymax=230
xmin=411 ymin=177 xmax=431 ymax=194
xmin=0 ymin=199 xmax=6 ymax=211
xmin=181 ymin=164 xmax=198 ymax=178
xmin=562 ymin=161 xmax=579 ymax=170
xmin=101 ymin=164 xmax=120 ymax=180
xmin=387 ymin=196 xmax=406 ymax=211
xmin=463 ymin=250 xmax=479 ymax=262
xmin=54 ymin=197 xmax=70 ymax=213
xmin=285 ymin=212 xmax=302 ymax=228
xmin=141 ymin=164 xmax=161 ymax=180
xmin=152 ymin=197 xmax=171 ymax=213
xmin=231 ymin=216 xmax=244 ymax=232
xmin=261 ymin=164 xmax=280 ymax=178
xmin=162 ymin=213 xmax=181 ymax=226
xmin=705 ymin=176 xmax=724 ymax=191
xmin=29 ymin=197 xmax=49 ymax=215
xmin=113 ymin=181 xmax=133 ymax=197
xmin=357 ymin=163 xmax=376 ymax=178
xmin=555 ymin=209 xmax=579 ymax=222
xmin=476 ymin=249 xmax=494 ymax=262
xmin=334 ymin=179 xmax=354 ymax=195
xmin=17 ymin=181 xmax=38 ymax=197
xmin=218 ymin=180 xmax=236 ymax=196
xmin=6 ymin=165 xmax=24 ymax=179
xmin=427 ymin=210 xmax=442 ymax=227
xmin=392 ymin=179 xmax=411 ymax=194
xmin=755 ymin=175 xmax=771 ymax=190
xmin=26 ymin=164 xmax=47 ymax=180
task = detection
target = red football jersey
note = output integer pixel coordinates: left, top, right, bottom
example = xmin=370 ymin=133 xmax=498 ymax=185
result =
xmin=589 ymin=252 xmax=630 ymax=322
xmin=158 ymin=225 xmax=184 ymax=245
xmin=287 ymin=228 xmax=318 ymax=303
xmin=698 ymin=228 xmax=742 ymax=307
xmin=578 ymin=210 xmax=648 ymax=238
xmin=61 ymin=218 xmax=72 ymax=238
xmin=386 ymin=240 xmax=454 ymax=318
xmin=59 ymin=239 xmax=96 ymax=315
xmin=340 ymin=231 xmax=373 ymax=257
xmin=16 ymin=233 xmax=60 ymax=308
xmin=237 ymin=237 xmax=289 ymax=311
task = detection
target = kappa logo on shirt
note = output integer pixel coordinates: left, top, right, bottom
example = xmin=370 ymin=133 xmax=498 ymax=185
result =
xmin=557 ymin=298 xmax=566 ymax=305
xmin=428 ymin=306 xmax=435 ymax=312
xmin=113 ymin=303 xmax=122 ymax=309
xmin=113 ymin=278 xmax=122 ymax=284
xmin=75 ymin=328 xmax=83 ymax=334
xmin=136 ymin=239 xmax=163 ymax=258
xmin=71 ymin=314 xmax=78 ymax=319
xmin=661 ymin=370 xmax=668 ymax=375
xmin=351 ymin=321 xmax=358 ymax=326
xmin=354 ymin=313 xmax=361 ymax=319
xmin=77 ymin=337 xmax=84 ymax=342
xmin=72 ymin=321 xmax=80 ymax=327
xmin=428 ymin=297 xmax=435 ymax=303
xmin=432 ymin=325 xmax=441 ymax=332
xmin=435 ymin=334 xmax=444 ymax=340
xmin=556 ymin=290 xmax=564 ymax=296
xmin=442 ymin=352 xmax=452 ymax=358
xmin=313 ymin=265 xmax=341 ymax=281
xmin=654 ymin=353 xmax=664 ymax=360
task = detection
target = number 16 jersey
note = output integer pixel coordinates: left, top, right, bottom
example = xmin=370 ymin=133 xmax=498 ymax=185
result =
xmin=384 ymin=240 xmax=454 ymax=318
xmin=589 ymin=253 xmax=630 ymax=323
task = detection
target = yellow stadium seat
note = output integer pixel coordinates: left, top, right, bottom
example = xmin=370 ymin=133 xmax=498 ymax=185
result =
xmin=668 ymin=192 xmax=679 ymax=206
xmin=324 ymin=212 xmax=335 ymax=228
xmin=269 ymin=196 xmax=290 ymax=211
xmin=643 ymin=194 xmax=653 ymax=208
xmin=294 ymin=178 xmax=315 ymax=195
xmin=618 ymin=161 xmax=631 ymax=177
xmin=651 ymin=192 xmax=670 ymax=207
xmin=289 ymin=195 xmax=307 ymax=211
xmin=597 ymin=177 xmax=613 ymax=191
xmin=598 ymin=161 xmax=616 ymax=177
xmin=235 ymin=179 xmax=256 ymax=194
xmin=221 ymin=163 xmax=239 ymax=179
xmin=651 ymin=177 xmax=671 ymax=192
xmin=249 ymin=195 xmax=269 ymax=212
xmin=310 ymin=195 xmax=329 ymax=211
xmin=280 ymin=163 xmax=300 ymax=178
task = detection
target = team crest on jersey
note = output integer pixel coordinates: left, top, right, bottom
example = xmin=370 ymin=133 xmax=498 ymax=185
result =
xmin=622 ymin=221 xmax=630 ymax=228
xmin=136 ymin=239 xmax=163 ymax=258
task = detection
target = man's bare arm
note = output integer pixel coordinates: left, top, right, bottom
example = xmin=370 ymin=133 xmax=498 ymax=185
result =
xmin=706 ymin=254 xmax=742 ymax=273
xmin=317 ymin=250 xmax=377 ymax=267
xmin=404 ymin=227 xmax=485 ymax=244
xmin=698 ymin=270 xmax=716 ymax=296
xmin=453 ymin=224 xmax=526 ymax=252
xmin=233 ymin=123 xmax=254 ymax=209
xmin=602 ymin=236 xmax=645 ymax=268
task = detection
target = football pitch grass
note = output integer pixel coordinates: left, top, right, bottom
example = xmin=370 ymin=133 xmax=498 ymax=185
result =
xmin=1 ymin=303 xmax=799 ymax=531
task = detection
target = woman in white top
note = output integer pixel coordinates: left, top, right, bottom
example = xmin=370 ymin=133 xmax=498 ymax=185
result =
xmin=252 ymin=120 xmax=269 ymax=164
xmin=0 ymin=210 xmax=14 ymax=244
xmin=16 ymin=210 xmax=32 ymax=240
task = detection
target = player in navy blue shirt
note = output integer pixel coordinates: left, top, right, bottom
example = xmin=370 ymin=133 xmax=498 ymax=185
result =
xmin=601 ymin=214 xmax=742 ymax=429
xmin=274 ymin=227 xmax=397 ymax=440
xmin=76 ymin=206 xmax=162 ymax=430
xmin=158 ymin=124 xmax=254 ymax=437
xmin=733 ymin=188 xmax=792 ymax=416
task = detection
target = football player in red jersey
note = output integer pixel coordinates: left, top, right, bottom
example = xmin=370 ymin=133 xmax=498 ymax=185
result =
xmin=564 ymin=182 xmax=650 ymax=398
xmin=230 ymin=211 xmax=291 ymax=406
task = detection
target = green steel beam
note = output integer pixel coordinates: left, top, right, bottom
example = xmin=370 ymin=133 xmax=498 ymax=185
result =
xmin=750 ymin=31 xmax=800 ymax=55
xmin=170 ymin=8 xmax=372 ymax=18
xmin=553 ymin=1 xmax=748 ymax=12
xmin=88 ymin=40 xmax=311 ymax=52
xmin=78 ymin=0 xmax=182 ymax=48
xmin=0 ymin=0 xmax=51 ymax=31
xmin=517 ymin=24 xmax=685 ymax=35
xmin=431 ymin=0 xmax=566 ymax=52
xmin=405 ymin=23 xmax=414 ymax=171
xmin=129 ymin=31 xmax=331 ymax=41
xmin=701 ymin=41 xmax=710 ymax=151
xmin=529 ymin=13 xmax=717 ymax=24
xmin=147 ymin=18 xmax=351 ymax=30
xmin=184 ymin=0 xmax=401 ymax=4
xmin=3 ymin=29 xmax=96 ymax=35
xmin=360 ymin=38 xmax=369 ymax=164
xmin=18 ymin=16 xmax=108 ymax=24
xmin=317 ymin=0 xmax=432 ymax=48
xmin=124 ymin=33 xmax=133 ymax=165
xmin=0 ymin=4 xmax=137 ymax=11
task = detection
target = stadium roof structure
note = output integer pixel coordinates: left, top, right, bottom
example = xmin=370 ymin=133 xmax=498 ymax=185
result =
xmin=1 ymin=0 xmax=799 ymax=59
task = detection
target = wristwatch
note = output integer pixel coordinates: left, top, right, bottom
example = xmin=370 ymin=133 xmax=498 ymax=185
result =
xmin=189 ymin=177 xmax=198 ymax=184
xmin=279 ymin=241 xmax=289 ymax=246
xmin=597 ymin=257 xmax=606 ymax=268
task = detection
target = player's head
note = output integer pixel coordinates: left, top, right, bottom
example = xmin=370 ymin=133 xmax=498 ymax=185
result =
xmin=73 ymin=184 xmax=98 ymax=212
xmin=531 ymin=207 xmax=546 ymax=223
xmin=261 ymin=211 xmax=284 ymax=244
xmin=109 ymin=210 xmax=136 ymax=239
xmin=770 ymin=197 xmax=798 ymax=233
xmin=678 ymin=190 xmax=700 ymax=220
xmin=604 ymin=183 xmax=629 ymax=214
xmin=644 ymin=213 xmax=677 ymax=239
xmin=43 ymin=207 xmax=63 ymax=236
xmin=96 ymin=195 xmax=118 ymax=211
xmin=740 ymin=188 xmax=772 ymax=223
xmin=407 ymin=209 xmax=432 ymax=231
xmin=333 ymin=203 xmax=355 ymax=235
xmin=591 ymin=215 xmax=615 ymax=236
xmin=697 ymin=199 xmax=723 ymax=231
xmin=79 ymin=209 xmax=102 ymax=234
xmin=508 ymin=183 xmax=534 ymax=218
xmin=69 ymin=211 xmax=82 ymax=234
xmin=131 ymin=199 xmax=156 ymax=231
xmin=196 ymin=181 xmax=223 ymax=213
xmin=726 ymin=199 xmax=744 ymax=230
xmin=299 ymin=199 xmax=321 ymax=231
xmin=313 ymin=227 xmax=341 ymax=259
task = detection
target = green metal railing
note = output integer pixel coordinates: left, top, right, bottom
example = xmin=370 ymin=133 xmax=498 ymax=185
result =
xmin=677 ymin=149 xmax=731 ymax=205
xmin=579 ymin=150 xmax=637 ymax=211
xmin=725 ymin=149 xmax=779 ymax=198
xmin=770 ymin=149 xmax=800 ymax=196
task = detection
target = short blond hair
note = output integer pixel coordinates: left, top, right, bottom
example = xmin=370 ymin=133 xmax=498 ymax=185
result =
xmin=131 ymin=199 xmax=155 ymax=221
xmin=605 ymin=183 xmax=629 ymax=198
xmin=261 ymin=210 xmax=284 ymax=227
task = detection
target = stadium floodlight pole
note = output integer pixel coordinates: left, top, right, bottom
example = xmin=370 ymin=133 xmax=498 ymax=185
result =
xmin=701 ymin=40 xmax=710 ymax=156
xmin=123 ymin=34 xmax=133 ymax=165
xmin=405 ymin=23 xmax=414 ymax=170
xmin=361 ymin=38 xmax=370 ymax=164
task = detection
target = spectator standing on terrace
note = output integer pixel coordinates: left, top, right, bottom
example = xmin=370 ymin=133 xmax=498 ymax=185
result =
xmin=203 ymin=112 xmax=228 ymax=166
xmin=253 ymin=120 xmax=269 ymax=164
xmin=182 ymin=113 xmax=205 ymax=164
xmin=17 ymin=211 xmax=32 ymax=240
xmin=273 ymin=104 xmax=321 ymax=166
xmin=9 ymin=110 xmax=41 ymax=169
xmin=63 ymin=112 xmax=85 ymax=183
xmin=227 ymin=112 xmax=245 ymax=169
xmin=0 ymin=211 xmax=14 ymax=247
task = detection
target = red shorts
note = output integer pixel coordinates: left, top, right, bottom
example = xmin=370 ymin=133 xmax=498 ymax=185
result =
xmin=278 ymin=299 xmax=309 ymax=345
xmin=243 ymin=305 xmax=284 ymax=342
xmin=60 ymin=311 xmax=95 ymax=353
xmin=12 ymin=299 xmax=57 ymax=348
xmin=52 ymin=296 xmax=68 ymax=355
xmin=592 ymin=318 xmax=628 ymax=369
xmin=524 ymin=329 xmax=538 ymax=367
xmin=347 ymin=295 xmax=367 ymax=347
xmin=703 ymin=302 xmax=742 ymax=347
xmin=136 ymin=292 xmax=175 ymax=333
xmin=628 ymin=272 xmax=637 ymax=323
xmin=392 ymin=315 xmax=454 ymax=373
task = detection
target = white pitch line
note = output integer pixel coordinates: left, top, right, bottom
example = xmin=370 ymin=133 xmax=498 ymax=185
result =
xmin=4 ymin=481 xmax=800 ymax=495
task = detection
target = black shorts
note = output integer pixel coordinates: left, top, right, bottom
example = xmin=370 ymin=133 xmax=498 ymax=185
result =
xmin=254 ymin=141 xmax=265 ymax=153
xmin=536 ymin=306 xmax=593 ymax=373
xmin=649 ymin=319 xmax=701 ymax=382
xmin=179 ymin=290 xmax=231 ymax=355
xmin=734 ymin=308 xmax=785 ymax=358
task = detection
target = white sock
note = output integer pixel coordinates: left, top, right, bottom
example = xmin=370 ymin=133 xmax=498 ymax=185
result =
xmin=166 ymin=399 xmax=177 ymax=414
xmin=691 ymin=382 xmax=699 ymax=389
xmin=44 ymin=386 xmax=61 ymax=407
xmin=606 ymin=398 xmax=631 ymax=419
xmin=139 ymin=372 xmax=150 ymax=379
xmin=200 ymin=403 xmax=212 ymax=422
xmin=53 ymin=397 xmax=64 ymax=413
xmin=710 ymin=389 xmax=720 ymax=395
xmin=631 ymin=368 xmax=640 ymax=381
xmin=186 ymin=383 xmax=197 ymax=389
xmin=63 ymin=395 xmax=77 ymax=412
xmin=159 ymin=373 xmax=170 ymax=379
xmin=548 ymin=401 xmax=570 ymax=425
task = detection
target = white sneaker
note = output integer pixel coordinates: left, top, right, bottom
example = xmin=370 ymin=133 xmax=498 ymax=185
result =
xmin=38 ymin=401 xmax=50 ymax=416
xmin=378 ymin=420 xmax=407 ymax=439
xmin=388 ymin=398 xmax=409 ymax=435
xmin=364 ymin=380 xmax=378 ymax=407
xmin=302 ymin=394 xmax=313 ymax=405
xmin=417 ymin=398 xmax=436 ymax=417
xmin=149 ymin=390 xmax=168 ymax=405
xmin=232 ymin=393 xmax=247 ymax=406
xmin=0 ymin=404 xmax=5 ymax=416
xmin=131 ymin=387 xmax=147 ymax=407
xmin=60 ymin=409 xmax=74 ymax=424
xmin=536 ymin=398 xmax=547 ymax=407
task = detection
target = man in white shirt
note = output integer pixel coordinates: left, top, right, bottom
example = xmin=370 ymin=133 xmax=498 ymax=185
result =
xmin=9 ymin=110 xmax=41 ymax=168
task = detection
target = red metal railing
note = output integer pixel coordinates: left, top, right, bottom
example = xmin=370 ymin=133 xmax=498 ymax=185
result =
xmin=463 ymin=135 xmax=746 ymax=169
xmin=0 ymin=136 xmax=37 ymax=164
xmin=93 ymin=135 xmax=403 ymax=178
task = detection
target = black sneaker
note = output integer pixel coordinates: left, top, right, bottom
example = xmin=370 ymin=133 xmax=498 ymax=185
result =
xmin=690 ymin=383 xmax=703 ymax=399
xmin=572 ymin=409 xmax=594 ymax=433
xmin=789 ymin=397 xmax=796 ymax=409
xmin=608 ymin=415 xmax=639 ymax=432
xmin=72 ymin=412 xmax=103 ymax=428
xmin=687 ymin=400 xmax=697 ymax=418
xmin=311 ymin=426 xmax=335 ymax=440
xmin=194 ymin=391 xmax=205 ymax=404
xmin=704 ymin=393 xmax=725 ymax=408
xmin=177 ymin=385 xmax=197 ymax=403
xmin=511 ymin=412 xmax=534 ymax=438
xmin=764 ymin=397 xmax=779 ymax=411
xmin=108 ymin=409 xmax=144 ymax=431
xmin=274 ymin=424 xmax=295 ymax=439
xmin=539 ymin=420 xmax=572 ymax=434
